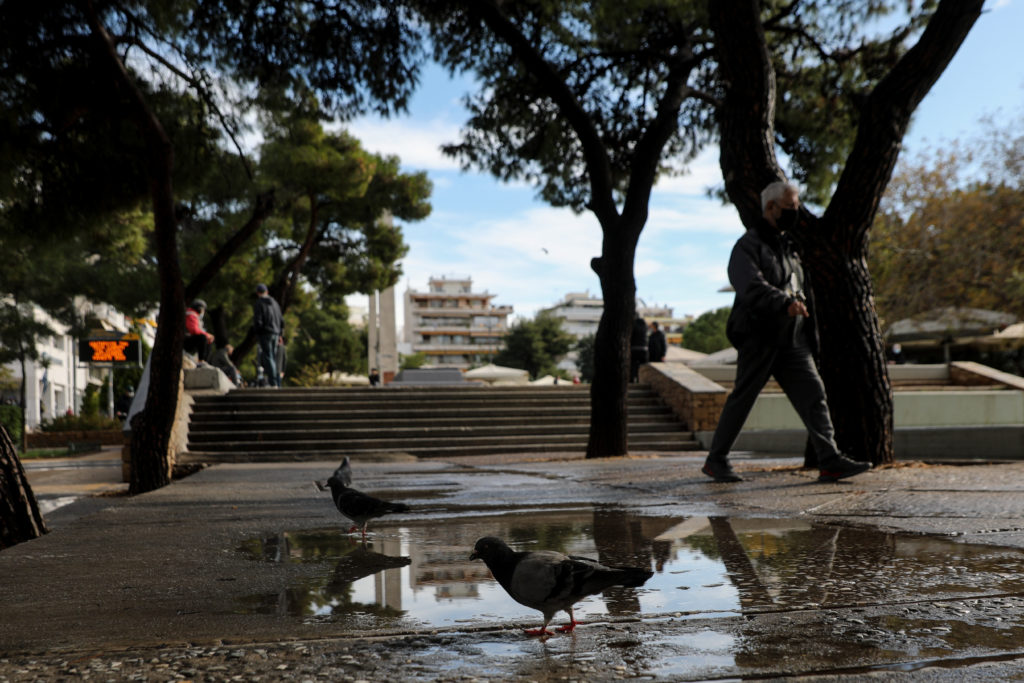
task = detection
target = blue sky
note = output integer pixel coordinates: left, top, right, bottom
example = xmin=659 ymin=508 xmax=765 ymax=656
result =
xmin=348 ymin=0 xmax=1024 ymax=325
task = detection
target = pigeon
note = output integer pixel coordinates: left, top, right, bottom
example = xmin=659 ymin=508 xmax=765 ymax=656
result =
xmin=326 ymin=475 xmax=410 ymax=541
xmin=333 ymin=456 xmax=353 ymax=488
xmin=313 ymin=458 xmax=353 ymax=492
xmin=469 ymin=536 xmax=653 ymax=636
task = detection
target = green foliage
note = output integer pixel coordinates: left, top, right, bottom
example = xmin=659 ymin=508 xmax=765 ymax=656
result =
xmin=40 ymin=413 xmax=122 ymax=433
xmin=417 ymin=1 xmax=930 ymax=210
xmin=574 ymin=334 xmax=596 ymax=383
xmin=495 ymin=312 xmax=575 ymax=379
xmin=871 ymin=115 xmax=1024 ymax=325
xmin=289 ymin=362 xmax=335 ymax=387
xmin=400 ymin=352 xmax=428 ymax=370
xmin=0 ymin=405 xmax=22 ymax=444
xmin=288 ymin=301 xmax=367 ymax=376
xmin=80 ymin=385 xmax=102 ymax=418
xmin=683 ymin=307 xmax=731 ymax=354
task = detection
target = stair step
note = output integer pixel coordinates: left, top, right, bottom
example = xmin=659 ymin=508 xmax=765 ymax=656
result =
xmin=188 ymin=422 xmax=686 ymax=444
xmin=182 ymin=439 xmax=701 ymax=461
xmin=186 ymin=385 xmax=696 ymax=460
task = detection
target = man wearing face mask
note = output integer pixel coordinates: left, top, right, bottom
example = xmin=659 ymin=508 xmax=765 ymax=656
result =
xmin=700 ymin=180 xmax=871 ymax=483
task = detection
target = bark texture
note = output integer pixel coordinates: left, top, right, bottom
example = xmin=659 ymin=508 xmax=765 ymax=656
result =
xmin=0 ymin=425 xmax=48 ymax=550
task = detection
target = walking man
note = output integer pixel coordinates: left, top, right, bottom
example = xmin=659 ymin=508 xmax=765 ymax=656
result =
xmin=702 ymin=181 xmax=871 ymax=483
xmin=648 ymin=321 xmax=667 ymax=362
xmin=252 ymin=283 xmax=283 ymax=388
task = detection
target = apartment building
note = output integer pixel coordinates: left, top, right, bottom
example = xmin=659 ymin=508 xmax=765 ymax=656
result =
xmin=542 ymin=291 xmax=689 ymax=342
xmin=1 ymin=298 xmax=153 ymax=429
xmin=402 ymin=276 xmax=513 ymax=368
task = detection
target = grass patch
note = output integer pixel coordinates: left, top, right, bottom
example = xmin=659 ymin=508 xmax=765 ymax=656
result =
xmin=20 ymin=448 xmax=72 ymax=460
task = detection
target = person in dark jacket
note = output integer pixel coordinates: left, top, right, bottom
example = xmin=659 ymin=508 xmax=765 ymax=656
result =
xmin=647 ymin=321 xmax=667 ymax=362
xmin=252 ymin=283 xmax=283 ymax=388
xmin=701 ymin=180 xmax=870 ymax=484
xmin=629 ymin=316 xmax=648 ymax=383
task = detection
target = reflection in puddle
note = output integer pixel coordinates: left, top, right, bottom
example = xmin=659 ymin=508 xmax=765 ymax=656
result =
xmin=237 ymin=509 xmax=1024 ymax=634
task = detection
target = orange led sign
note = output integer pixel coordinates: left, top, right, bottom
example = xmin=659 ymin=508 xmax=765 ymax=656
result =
xmin=78 ymin=336 xmax=141 ymax=364
xmin=89 ymin=340 xmax=130 ymax=361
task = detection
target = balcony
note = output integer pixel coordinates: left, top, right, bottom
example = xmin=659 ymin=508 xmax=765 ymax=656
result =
xmin=413 ymin=343 xmax=503 ymax=354
xmin=410 ymin=305 xmax=513 ymax=316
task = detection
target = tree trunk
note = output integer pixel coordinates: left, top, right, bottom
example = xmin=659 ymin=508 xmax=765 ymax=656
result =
xmin=0 ymin=424 xmax=47 ymax=549
xmin=710 ymin=0 xmax=982 ymax=466
xmin=586 ymin=231 xmax=637 ymax=458
xmin=802 ymin=231 xmax=893 ymax=465
xmin=87 ymin=8 xmax=183 ymax=494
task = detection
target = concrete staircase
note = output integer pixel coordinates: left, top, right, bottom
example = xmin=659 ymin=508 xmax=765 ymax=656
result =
xmin=185 ymin=384 xmax=699 ymax=460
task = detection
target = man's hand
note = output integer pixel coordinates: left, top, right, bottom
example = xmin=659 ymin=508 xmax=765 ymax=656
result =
xmin=787 ymin=300 xmax=809 ymax=318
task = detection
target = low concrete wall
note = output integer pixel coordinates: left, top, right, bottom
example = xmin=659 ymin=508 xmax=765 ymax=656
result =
xmin=689 ymin=363 xmax=952 ymax=384
xmin=741 ymin=390 xmax=1024 ymax=430
xmin=639 ymin=363 xmax=726 ymax=432
xmin=121 ymin=359 xmax=232 ymax=482
xmin=700 ymin=425 xmax=1024 ymax=461
xmin=647 ymin=361 xmax=1024 ymax=460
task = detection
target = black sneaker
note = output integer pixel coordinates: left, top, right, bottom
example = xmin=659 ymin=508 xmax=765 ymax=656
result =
xmin=818 ymin=455 xmax=871 ymax=482
xmin=702 ymin=460 xmax=744 ymax=482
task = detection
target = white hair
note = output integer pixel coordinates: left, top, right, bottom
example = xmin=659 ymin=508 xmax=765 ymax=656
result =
xmin=760 ymin=181 xmax=800 ymax=211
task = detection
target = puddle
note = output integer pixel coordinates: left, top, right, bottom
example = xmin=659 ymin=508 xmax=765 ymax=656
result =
xmin=237 ymin=508 xmax=1024 ymax=635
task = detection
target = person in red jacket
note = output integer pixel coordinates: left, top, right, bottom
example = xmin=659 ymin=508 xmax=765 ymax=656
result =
xmin=184 ymin=299 xmax=214 ymax=363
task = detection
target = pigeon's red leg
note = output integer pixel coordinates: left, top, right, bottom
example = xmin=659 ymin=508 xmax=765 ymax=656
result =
xmin=361 ymin=525 xmax=368 ymax=542
xmin=348 ymin=525 xmax=358 ymax=534
xmin=555 ymin=608 xmax=579 ymax=633
xmin=523 ymin=627 xmax=555 ymax=637
xmin=524 ymin=617 xmax=555 ymax=637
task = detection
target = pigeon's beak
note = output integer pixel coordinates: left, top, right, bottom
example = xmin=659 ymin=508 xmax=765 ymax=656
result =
xmin=469 ymin=550 xmax=480 ymax=561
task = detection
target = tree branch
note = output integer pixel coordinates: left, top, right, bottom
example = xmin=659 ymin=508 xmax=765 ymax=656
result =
xmin=469 ymin=0 xmax=618 ymax=224
xmin=826 ymin=0 xmax=984 ymax=246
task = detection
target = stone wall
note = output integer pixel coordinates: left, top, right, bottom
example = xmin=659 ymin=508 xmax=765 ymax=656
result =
xmin=951 ymin=361 xmax=1024 ymax=390
xmin=26 ymin=429 xmax=124 ymax=449
xmin=638 ymin=363 xmax=727 ymax=432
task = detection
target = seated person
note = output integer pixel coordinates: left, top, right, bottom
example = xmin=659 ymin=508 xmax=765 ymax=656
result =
xmin=183 ymin=299 xmax=214 ymax=362
xmin=209 ymin=343 xmax=243 ymax=387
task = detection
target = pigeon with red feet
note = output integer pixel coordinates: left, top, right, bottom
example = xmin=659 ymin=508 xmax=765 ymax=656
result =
xmin=326 ymin=474 xmax=409 ymax=541
xmin=469 ymin=536 xmax=653 ymax=636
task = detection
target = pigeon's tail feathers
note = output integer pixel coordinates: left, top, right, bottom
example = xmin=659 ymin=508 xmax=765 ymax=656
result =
xmin=384 ymin=501 xmax=410 ymax=514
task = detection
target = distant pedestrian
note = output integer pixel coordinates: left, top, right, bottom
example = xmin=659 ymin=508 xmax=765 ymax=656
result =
xmin=209 ymin=343 xmax=243 ymax=387
xmin=889 ymin=343 xmax=905 ymax=365
xmin=252 ymin=284 xmax=283 ymax=388
xmin=629 ymin=316 xmax=648 ymax=383
xmin=647 ymin=321 xmax=667 ymax=362
xmin=184 ymin=299 xmax=214 ymax=363
xmin=701 ymin=180 xmax=871 ymax=484
xmin=275 ymin=337 xmax=288 ymax=386
xmin=369 ymin=368 xmax=381 ymax=386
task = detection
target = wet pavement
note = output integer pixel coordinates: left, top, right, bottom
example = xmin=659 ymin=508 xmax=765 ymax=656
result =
xmin=4 ymin=452 xmax=1024 ymax=680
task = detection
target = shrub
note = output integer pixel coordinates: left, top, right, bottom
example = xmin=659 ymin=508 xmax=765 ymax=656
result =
xmin=0 ymin=404 xmax=23 ymax=443
xmin=40 ymin=413 xmax=122 ymax=432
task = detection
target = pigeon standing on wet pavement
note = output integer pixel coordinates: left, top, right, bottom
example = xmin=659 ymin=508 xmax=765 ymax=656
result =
xmin=469 ymin=536 xmax=653 ymax=636
xmin=326 ymin=474 xmax=410 ymax=541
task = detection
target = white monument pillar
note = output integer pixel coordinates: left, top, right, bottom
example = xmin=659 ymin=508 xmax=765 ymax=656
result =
xmin=367 ymin=286 xmax=398 ymax=384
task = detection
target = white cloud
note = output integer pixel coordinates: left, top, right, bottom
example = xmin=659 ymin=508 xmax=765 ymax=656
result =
xmin=343 ymin=118 xmax=463 ymax=170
